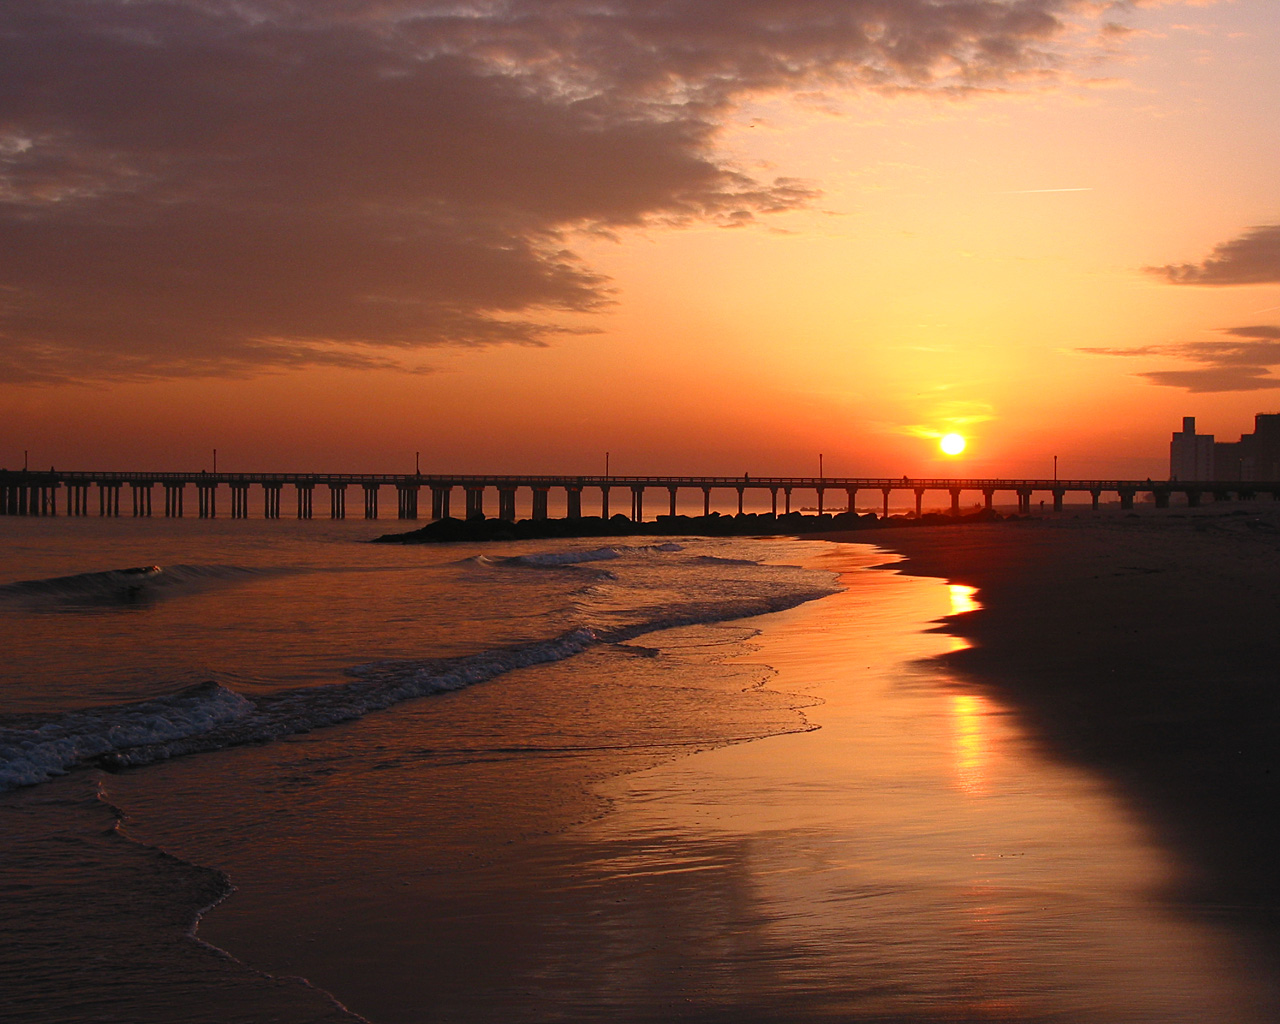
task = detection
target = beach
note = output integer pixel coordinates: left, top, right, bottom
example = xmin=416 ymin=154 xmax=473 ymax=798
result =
xmin=830 ymin=505 xmax=1280 ymax=954
xmin=3 ymin=510 xmax=1280 ymax=1021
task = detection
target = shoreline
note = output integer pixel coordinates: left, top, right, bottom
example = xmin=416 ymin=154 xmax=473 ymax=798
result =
xmin=824 ymin=507 xmax=1280 ymax=950
xmin=372 ymin=508 xmax=1007 ymax=544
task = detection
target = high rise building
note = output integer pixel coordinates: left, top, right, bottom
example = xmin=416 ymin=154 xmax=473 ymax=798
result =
xmin=1170 ymin=416 xmax=1214 ymax=480
xmin=1172 ymin=414 xmax=1280 ymax=481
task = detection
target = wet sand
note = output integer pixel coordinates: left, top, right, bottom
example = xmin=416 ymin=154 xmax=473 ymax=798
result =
xmin=112 ymin=535 xmax=1280 ymax=1022
xmin=824 ymin=505 xmax=1280 ymax=947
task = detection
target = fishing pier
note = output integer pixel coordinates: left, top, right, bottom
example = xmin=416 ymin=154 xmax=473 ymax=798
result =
xmin=2 ymin=471 xmax=1276 ymax=521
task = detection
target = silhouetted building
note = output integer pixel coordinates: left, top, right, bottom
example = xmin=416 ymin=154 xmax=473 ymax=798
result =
xmin=1170 ymin=417 xmax=1214 ymax=480
xmin=1172 ymin=414 xmax=1280 ymax=481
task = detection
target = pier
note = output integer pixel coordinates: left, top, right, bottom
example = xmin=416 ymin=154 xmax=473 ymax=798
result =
xmin=3 ymin=471 xmax=1279 ymax=521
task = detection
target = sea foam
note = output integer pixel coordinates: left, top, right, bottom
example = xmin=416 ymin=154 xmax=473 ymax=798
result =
xmin=0 ymin=579 xmax=833 ymax=791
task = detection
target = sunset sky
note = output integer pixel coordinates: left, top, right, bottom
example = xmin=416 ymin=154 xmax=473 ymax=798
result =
xmin=2 ymin=0 xmax=1279 ymax=477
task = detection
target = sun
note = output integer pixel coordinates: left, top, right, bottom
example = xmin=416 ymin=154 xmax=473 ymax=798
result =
xmin=940 ymin=433 xmax=966 ymax=456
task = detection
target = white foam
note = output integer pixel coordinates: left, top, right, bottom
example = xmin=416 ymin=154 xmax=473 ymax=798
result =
xmin=507 ymin=543 xmax=683 ymax=567
xmin=0 ymin=581 xmax=835 ymax=790
xmin=0 ymin=682 xmax=254 ymax=789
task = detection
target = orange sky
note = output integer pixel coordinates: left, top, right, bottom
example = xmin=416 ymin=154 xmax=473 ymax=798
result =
xmin=2 ymin=1 xmax=1279 ymax=477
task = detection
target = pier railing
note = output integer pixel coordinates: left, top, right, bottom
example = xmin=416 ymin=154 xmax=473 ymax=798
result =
xmin=2 ymin=469 xmax=1276 ymax=521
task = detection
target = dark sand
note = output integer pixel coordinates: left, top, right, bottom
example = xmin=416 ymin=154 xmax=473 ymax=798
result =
xmin=823 ymin=505 xmax=1280 ymax=946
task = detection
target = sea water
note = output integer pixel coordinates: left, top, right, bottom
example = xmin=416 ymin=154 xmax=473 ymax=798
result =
xmin=0 ymin=517 xmax=1273 ymax=1022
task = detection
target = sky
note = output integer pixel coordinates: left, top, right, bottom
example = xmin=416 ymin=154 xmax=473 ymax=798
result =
xmin=2 ymin=0 xmax=1279 ymax=478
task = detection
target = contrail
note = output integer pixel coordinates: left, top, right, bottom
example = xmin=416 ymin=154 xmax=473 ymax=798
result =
xmin=998 ymin=187 xmax=1094 ymax=194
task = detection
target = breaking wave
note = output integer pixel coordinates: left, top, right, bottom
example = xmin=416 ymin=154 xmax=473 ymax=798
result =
xmin=0 ymin=583 xmax=834 ymax=792
xmin=469 ymin=543 xmax=684 ymax=570
xmin=0 ymin=564 xmax=271 ymax=608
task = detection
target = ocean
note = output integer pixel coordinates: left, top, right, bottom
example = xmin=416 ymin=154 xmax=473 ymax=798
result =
xmin=0 ymin=517 xmax=1274 ymax=1022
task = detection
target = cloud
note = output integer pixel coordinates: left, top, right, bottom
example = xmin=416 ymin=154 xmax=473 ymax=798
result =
xmin=1078 ymin=325 xmax=1280 ymax=392
xmin=0 ymin=1 xmax=1157 ymax=383
xmin=1147 ymin=225 xmax=1280 ymax=285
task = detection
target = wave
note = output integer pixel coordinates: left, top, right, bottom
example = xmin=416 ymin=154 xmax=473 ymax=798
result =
xmin=0 ymin=564 xmax=271 ymax=608
xmin=0 ymin=582 xmax=835 ymax=791
xmin=468 ymin=542 xmax=685 ymax=570
xmin=0 ymin=681 xmax=255 ymax=789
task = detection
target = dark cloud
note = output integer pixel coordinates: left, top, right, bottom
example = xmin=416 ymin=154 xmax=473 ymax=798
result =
xmin=1 ymin=1 xmax=1125 ymax=383
xmin=1078 ymin=326 xmax=1280 ymax=393
xmin=1137 ymin=368 xmax=1279 ymax=393
xmin=1147 ymin=225 xmax=1280 ymax=286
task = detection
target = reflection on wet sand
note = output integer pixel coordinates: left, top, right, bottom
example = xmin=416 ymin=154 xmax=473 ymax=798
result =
xmin=102 ymin=543 xmax=1279 ymax=1023
xmin=569 ymin=547 xmax=1275 ymax=1022
xmin=950 ymin=693 xmax=990 ymax=797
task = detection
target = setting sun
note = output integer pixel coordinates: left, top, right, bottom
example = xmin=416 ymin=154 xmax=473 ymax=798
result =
xmin=940 ymin=434 xmax=966 ymax=456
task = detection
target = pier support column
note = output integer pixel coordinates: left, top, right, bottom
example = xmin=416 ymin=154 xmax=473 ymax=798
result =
xmin=882 ymin=488 xmax=891 ymax=518
xmin=784 ymin=487 xmax=793 ymax=514
xmin=1118 ymin=489 xmax=1135 ymax=511
xmin=1186 ymin=489 xmax=1201 ymax=508
xmin=950 ymin=488 xmax=961 ymax=516
xmin=668 ymin=486 xmax=678 ymax=517
xmin=914 ymin=488 xmax=924 ymax=517
xmin=1153 ymin=489 xmax=1170 ymax=509
xmin=397 ymin=484 xmax=420 ymax=520
xmin=263 ymin=483 xmax=282 ymax=519
xmin=130 ymin=483 xmax=151 ymax=517
xmin=532 ymin=488 xmax=550 ymax=521
xmin=736 ymin=487 xmax=744 ymax=515
xmin=431 ymin=486 xmax=450 ymax=520
xmin=296 ymin=483 xmax=314 ymax=519
xmin=983 ymin=489 xmax=994 ymax=511
xmin=770 ymin=488 xmax=778 ymax=516
xmin=1053 ymin=489 xmax=1065 ymax=513
xmin=816 ymin=487 xmax=825 ymax=515
xmin=600 ymin=486 xmax=610 ymax=518
xmin=702 ymin=487 xmax=711 ymax=516
xmin=163 ymin=483 xmax=184 ymax=517
xmin=67 ymin=484 xmax=86 ymax=516
xmin=465 ymin=486 xmax=485 ymax=520
xmin=1090 ymin=489 xmax=1101 ymax=511
xmin=196 ymin=483 xmax=215 ymax=519
xmin=565 ymin=486 xmax=581 ymax=520
xmin=630 ymin=486 xmax=645 ymax=522
xmin=328 ymin=484 xmax=346 ymax=519
xmin=1017 ymin=489 xmax=1032 ymax=514
xmin=230 ymin=483 xmax=250 ymax=519
xmin=362 ymin=484 xmax=379 ymax=519
xmin=497 ymin=487 xmax=517 ymax=522
xmin=846 ymin=488 xmax=857 ymax=515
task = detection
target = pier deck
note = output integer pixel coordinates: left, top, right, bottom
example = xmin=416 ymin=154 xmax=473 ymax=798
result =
xmin=2 ymin=470 xmax=1274 ymax=521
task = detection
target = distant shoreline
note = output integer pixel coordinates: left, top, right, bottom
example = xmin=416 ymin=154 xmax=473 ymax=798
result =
xmin=373 ymin=508 xmax=1009 ymax=543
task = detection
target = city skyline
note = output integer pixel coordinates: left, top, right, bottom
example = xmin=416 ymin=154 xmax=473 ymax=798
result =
xmin=1 ymin=1 xmax=1279 ymax=478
